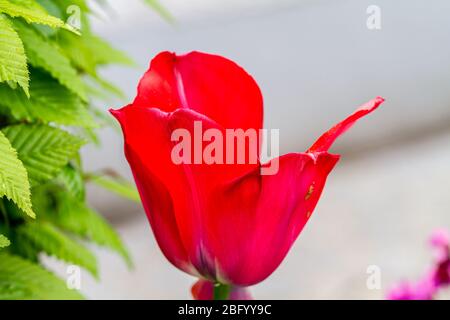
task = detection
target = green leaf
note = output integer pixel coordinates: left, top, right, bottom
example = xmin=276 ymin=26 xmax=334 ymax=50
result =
xmin=88 ymin=173 xmax=140 ymax=202
xmin=56 ymin=30 xmax=95 ymax=74
xmin=0 ymin=131 xmax=34 ymax=218
xmin=35 ymin=188 xmax=131 ymax=266
xmin=13 ymin=20 xmax=87 ymax=100
xmin=82 ymin=34 xmax=134 ymax=66
xmin=57 ymin=164 xmax=85 ymax=200
xmin=89 ymin=74 xmax=125 ymax=100
xmin=0 ymin=14 xmax=29 ymax=96
xmin=57 ymin=31 xmax=133 ymax=77
xmin=8 ymin=230 xmax=39 ymax=262
xmin=15 ymin=222 xmax=98 ymax=277
xmin=36 ymin=0 xmax=63 ymax=17
xmin=33 ymin=0 xmax=63 ymax=37
xmin=0 ymin=234 xmax=10 ymax=248
xmin=0 ymin=70 xmax=95 ymax=127
xmin=77 ymin=126 xmax=100 ymax=146
xmin=0 ymin=0 xmax=78 ymax=32
xmin=1 ymin=197 xmax=27 ymax=222
xmin=0 ymin=252 xmax=83 ymax=299
xmin=143 ymin=0 xmax=173 ymax=23
xmin=2 ymin=124 xmax=85 ymax=186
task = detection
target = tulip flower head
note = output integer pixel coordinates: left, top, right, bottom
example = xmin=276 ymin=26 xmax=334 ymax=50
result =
xmin=111 ymin=51 xmax=383 ymax=299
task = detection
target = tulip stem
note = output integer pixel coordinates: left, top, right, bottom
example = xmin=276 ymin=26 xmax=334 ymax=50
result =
xmin=213 ymin=283 xmax=231 ymax=300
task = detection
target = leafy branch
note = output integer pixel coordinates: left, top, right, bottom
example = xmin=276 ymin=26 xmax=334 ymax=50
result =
xmin=0 ymin=0 xmax=163 ymax=299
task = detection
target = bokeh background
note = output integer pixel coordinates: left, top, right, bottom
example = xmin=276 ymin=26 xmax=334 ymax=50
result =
xmin=45 ymin=0 xmax=450 ymax=299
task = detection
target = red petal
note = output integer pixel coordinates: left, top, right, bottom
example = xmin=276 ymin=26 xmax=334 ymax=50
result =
xmin=201 ymin=98 xmax=383 ymax=285
xmin=191 ymin=279 xmax=213 ymax=300
xmin=110 ymin=106 xmax=195 ymax=275
xmin=307 ymin=97 xmax=384 ymax=153
xmin=205 ymin=152 xmax=339 ymax=285
xmin=133 ymin=51 xmax=263 ymax=132
xmin=111 ymin=105 xmax=259 ymax=278
xmin=113 ymin=54 xmax=383 ymax=288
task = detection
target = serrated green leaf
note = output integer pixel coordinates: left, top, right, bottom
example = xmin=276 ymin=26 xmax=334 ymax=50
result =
xmin=57 ymin=164 xmax=85 ymax=200
xmin=1 ymin=197 xmax=27 ymax=222
xmin=0 ymin=14 xmax=29 ymax=96
xmin=13 ymin=20 xmax=87 ymax=100
xmin=88 ymin=173 xmax=139 ymax=202
xmin=16 ymin=222 xmax=98 ymax=277
xmin=0 ymin=252 xmax=83 ymax=299
xmin=0 ymin=69 xmax=95 ymax=127
xmin=0 ymin=131 xmax=34 ymax=218
xmin=0 ymin=234 xmax=10 ymax=248
xmin=2 ymin=124 xmax=85 ymax=186
xmin=0 ymin=0 xmax=77 ymax=33
xmin=33 ymin=0 xmax=63 ymax=37
xmin=34 ymin=188 xmax=131 ymax=266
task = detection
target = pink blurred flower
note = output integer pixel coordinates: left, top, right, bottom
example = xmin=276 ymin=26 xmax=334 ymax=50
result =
xmin=430 ymin=228 xmax=450 ymax=262
xmin=387 ymin=273 xmax=435 ymax=300
xmin=387 ymin=229 xmax=450 ymax=300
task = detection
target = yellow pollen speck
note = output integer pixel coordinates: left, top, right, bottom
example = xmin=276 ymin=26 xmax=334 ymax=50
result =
xmin=306 ymin=211 xmax=312 ymax=218
xmin=305 ymin=183 xmax=315 ymax=200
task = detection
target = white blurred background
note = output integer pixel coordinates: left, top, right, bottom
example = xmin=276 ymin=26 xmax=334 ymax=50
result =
xmin=45 ymin=0 xmax=450 ymax=299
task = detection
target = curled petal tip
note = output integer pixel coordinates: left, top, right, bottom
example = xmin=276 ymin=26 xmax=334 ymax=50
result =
xmin=359 ymin=96 xmax=385 ymax=112
xmin=307 ymin=96 xmax=385 ymax=153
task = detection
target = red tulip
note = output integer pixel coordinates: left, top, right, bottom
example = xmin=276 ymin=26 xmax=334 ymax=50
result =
xmin=110 ymin=51 xmax=384 ymax=299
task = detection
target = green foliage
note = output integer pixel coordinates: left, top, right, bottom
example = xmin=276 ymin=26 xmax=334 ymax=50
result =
xmin=13 ymin=20 xmax=87 ymax=100
xmin=0 ymin=130 xmax=34 ymax=218
xmin=57 ymin=164 xmax=85 ymax=200
xmin=0 ymin=14 xmax=29 ymax=95
xmin=0 ymin=70 xmax=96 ymax=127
xmin=0 ymin=0 xmax=166 ymax=299
xmin=143 ymin=0 xmax=173 ymax=23
xmin=0 ymin=0 xmax=77 ymax=32
xmin=88 ymin=173 xmax=140 ymax=203
xmin=15 ymin=222 xmax=98 ymax=277
xmin=2 ymin=124 xmax=85 ymax=186
xmin=0 ymin=252 xmax=83 ymax=299
xmin=32 ymin=187 xmax=131 ymax=266
xmin=0 ymin=234 xmax=10 ymax=248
